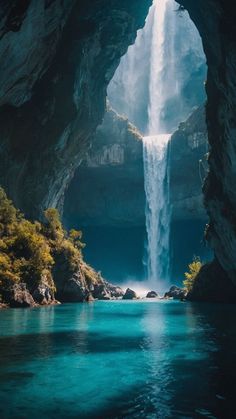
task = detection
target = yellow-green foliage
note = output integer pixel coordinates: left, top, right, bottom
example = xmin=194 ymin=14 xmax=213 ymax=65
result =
xmin=0 ymin=187 xmax=85 ymax=291
xmin=81 ymin=262 xmax=102 ymax=286
xmin=43 ymin=209 xmax=85 ymax=273
xmin=183 ymin=257 xmax=202 ymax=292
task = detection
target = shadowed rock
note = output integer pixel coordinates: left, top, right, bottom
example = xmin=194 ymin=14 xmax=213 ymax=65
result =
xmin=187 ymin=259 xmax=236 ymax=303
xmin=164 ymin=286 xmax=187 ymax=300
xmin=4 ymin=283 xmax=36 ymax=308
xmin=146 ymin=291 xmax=159 ymax=298
xmin=123 ymin=288 xmax=137 ymax=300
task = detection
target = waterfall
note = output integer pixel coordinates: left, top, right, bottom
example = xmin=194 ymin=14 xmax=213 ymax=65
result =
xmin=142 ymin=0 xmax=173 ymax=288
xmin=108 ymin=0 xmax=206 ymax=289
xmin=108 ymin=0 xmax=206 ymax=134
xmin=143 ymin=134 xmax=171 ymax=287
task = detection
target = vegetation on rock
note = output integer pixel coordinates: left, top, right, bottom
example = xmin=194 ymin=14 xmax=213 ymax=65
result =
xmin=183 ymin=257 xmax=203 ymax=292
xmin=0 ymin=186 xmax=98 ymax=303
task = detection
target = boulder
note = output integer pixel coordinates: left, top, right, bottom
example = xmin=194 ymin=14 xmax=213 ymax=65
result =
xmin=5 ymin=283 xmax=36 ymax=308
xmin=123 ymin=288 xmax=137 ymax=300
xmin=146 ymin=291 xmax=159 ymax=298
xmin=93 ymin=282 xmax=124 ymax=300
xmin=61 ymin=273 xmax=89 ymax=302
xmin=104 ymin=282 xmax=124 ymax=299
xmin=93 ymin=284 xmax=111 ymax=300
xmin=187 ymin=259 xmax=236 ymax=303
xmin=164 ymin=286 xmax=187 ymax=300
xmin=33 ymin=284 xmax=55 ymax=305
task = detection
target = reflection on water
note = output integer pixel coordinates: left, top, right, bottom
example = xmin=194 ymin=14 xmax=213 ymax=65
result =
xmin=0 ymin=301 xmax=236 ymax=418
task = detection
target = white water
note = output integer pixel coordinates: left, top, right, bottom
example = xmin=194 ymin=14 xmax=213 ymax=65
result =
xmin=143 ymin=134 xmax=171 ymax=288
xmin=148 ymin=0 xmax=177 ymax=135
xmin=108 ymin=0 xmax=205 ymax=134
xmin=143 ymin=0 xmax=173 ymax=288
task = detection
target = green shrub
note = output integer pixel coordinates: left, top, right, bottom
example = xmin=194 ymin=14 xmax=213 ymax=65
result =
xmin=183 ymin=257 xmax=202 ymax=292
xmin=0 ymin=186 xmax=87 ymax=292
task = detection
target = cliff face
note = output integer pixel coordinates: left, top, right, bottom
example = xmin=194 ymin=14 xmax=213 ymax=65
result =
xmin=169 ymin=106 xmax=207 ymax=221
xmin=65 ymin=106 xmax=207 ymax=228
xmin=176 ymin=0 xmax=236 ymax=285
xmin=0 ymin=0 xmax=151 ymax=218
xmin=64 ymin=107 xmax=145 ymax=227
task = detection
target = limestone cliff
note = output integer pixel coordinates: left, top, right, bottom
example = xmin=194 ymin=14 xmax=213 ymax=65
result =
xmin=64 ymin=106 xmax=145 ymax=227
xmin=65 ymin=106 xmax=208 ymax=228
xmin=169 ymin=106 xmax=208 ymax=221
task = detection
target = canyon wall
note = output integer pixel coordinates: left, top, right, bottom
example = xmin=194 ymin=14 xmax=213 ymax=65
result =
xmin=64 ymin=106 xmax=207 ymax=228
xmin=169 ymin=106 xmax=207 ymax=221
xmin=0 ymin=0 xmax=151 ymax=218
xmin=64 ymin=107 xmax=145 ymax=227
xmin=0 ymin=1 xmax=236 ymax=290
xmin=176 ymin=0 xmax=236 ymax=286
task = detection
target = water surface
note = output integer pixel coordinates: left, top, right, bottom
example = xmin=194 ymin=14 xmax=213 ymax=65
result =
xmin=0 ymin=301 xmax=236 ymax=418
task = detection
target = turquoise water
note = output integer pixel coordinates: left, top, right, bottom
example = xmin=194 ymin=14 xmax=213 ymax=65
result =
xmin=0 ymin=301 xmax=236 ymax=418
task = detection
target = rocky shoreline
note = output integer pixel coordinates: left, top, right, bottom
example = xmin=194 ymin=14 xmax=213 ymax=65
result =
xmin=0 ymin=283 xmax=188 ymax=309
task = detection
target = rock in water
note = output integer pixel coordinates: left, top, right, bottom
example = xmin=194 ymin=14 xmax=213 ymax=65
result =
xmin=123 ymin=288 xmax=137 ymax=300
xmin=164 ymin=286 xmax=187 ymax=300
xmin=61 ymin=273 xmax=90 ymax=302
xmin=146 ymin=291 xmax=159 ymax=298
xmin=93 ymin=282 xmax=124 ymax=300
xmin=33 ymin=284 xmax=55 ymax=305
xmin=4 ymin=283 xmax=36 ymax=308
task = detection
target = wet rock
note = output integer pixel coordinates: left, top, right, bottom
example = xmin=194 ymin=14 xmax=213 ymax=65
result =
xmin=104 ymin=282 xmax=124 ymax=299
xmin=86 ymin=293 xmax=95 ymax=302
xmin=164 ymin=286 xmax=187 ymax=300
xmin=93 ymin=282 xmax=124 ymax=300
xmin=93 ymin=284 xmax=111 ymax=300
xmin=123 ymin=288 xmax=137 ymax=300
xmin=146 ymin=291 xmax=159 ymax=298
xmin=5 ymin=283 xmax=35 ymax=308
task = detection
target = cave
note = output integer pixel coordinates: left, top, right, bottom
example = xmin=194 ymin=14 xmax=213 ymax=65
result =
xmin=0 ymin=0 xmax=235 ymax=295
xmin=1 ymin=0 xmax=236 ymax=417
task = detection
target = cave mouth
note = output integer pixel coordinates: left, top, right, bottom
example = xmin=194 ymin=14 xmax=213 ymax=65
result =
xmin=64 ymin=0 xmax=211 ymax=290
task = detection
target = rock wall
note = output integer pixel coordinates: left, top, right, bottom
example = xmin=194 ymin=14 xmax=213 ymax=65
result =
xmin=169 ymin=105 xmax=208 ymax=221
xmin=0 ymin=0 xmax=152 ymax=219
xmin=176 ymin=0 xmax=236 ymax=285
xmin=64 ymin=106 xmax=145 ymax=227
xmin=64 ymin=106 xmax=208 ymax=228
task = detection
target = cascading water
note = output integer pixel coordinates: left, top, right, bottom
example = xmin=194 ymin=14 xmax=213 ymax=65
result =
xmin=143 ymin=0 xmax=173 ymax=288
xmin=143 ymin=134 xmax=171 ymax=286
xmin=108 ymin=0 xmax=206 ymax=289
xmin=108 ymin=0 xmax=206 ymax=134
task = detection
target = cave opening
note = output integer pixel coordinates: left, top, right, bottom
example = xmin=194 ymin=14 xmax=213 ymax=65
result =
xmin=1 ymin=1 xmax=236 ymax=417
xmin=64 ymin=0 xmax=212 ymax=290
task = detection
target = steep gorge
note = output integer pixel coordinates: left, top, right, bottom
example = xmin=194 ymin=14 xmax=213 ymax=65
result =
xmin=0 ymin=1 xmax=236 ymax=296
